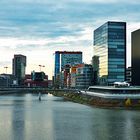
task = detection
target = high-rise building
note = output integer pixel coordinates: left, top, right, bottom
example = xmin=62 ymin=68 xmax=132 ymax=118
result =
xmin=54 ymin=51 xmax=82 ymax=88
xmin=61 ymin=52 xmax=82 ymax=70
xmin=54 ymin=51 xmax=60 ymax=78
xmin=132 ymin=29 xmax=140 ymax=85
xmin=12 ymin=54 xmax=26 ymax=85
xmin=93 ymin=21 xmax=126 ymax=85
xmin=54 ymin=51 xmax=82 ymax=76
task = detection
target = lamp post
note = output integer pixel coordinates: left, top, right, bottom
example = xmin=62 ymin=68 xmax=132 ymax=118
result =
xmin=38 ymin=65 xmax=45 ymax=72
xmin=4 ymin=66 xmax=8 ymax=87
xmin=4 ymin=66 xmax=8 ymax=74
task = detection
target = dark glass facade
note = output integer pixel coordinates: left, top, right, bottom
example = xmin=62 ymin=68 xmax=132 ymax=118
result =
xmin=12 ymin=54 xmax=26 ymax=85
xmin=93 ymin=21 xmax=126 ymax=85
xmin=76 ymin=64 xmax=93 ymax=89
xmin=132 ymin=29 xmax=140 ymax=85
xmin=54 ymin=51 xmax=60 ymax=77
xmin=31 ymin=71 xmax=45 ymax=81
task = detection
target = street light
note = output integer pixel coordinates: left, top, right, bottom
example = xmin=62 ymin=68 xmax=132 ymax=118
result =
xmin=4 ymin=66 xmax=8 ymax=74
xmin=38 ymin=65 xmax=45 ymax=72
xmin=4 ymin=66 xmax=9 ymax=87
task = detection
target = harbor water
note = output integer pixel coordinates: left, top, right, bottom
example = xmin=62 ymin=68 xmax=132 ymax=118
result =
xmin=0 ymin=93 xmax=140 ymax=140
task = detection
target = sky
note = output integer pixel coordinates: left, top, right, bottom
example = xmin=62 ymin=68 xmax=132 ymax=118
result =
xmin=0 ymin=0 xmax=140 ymax=79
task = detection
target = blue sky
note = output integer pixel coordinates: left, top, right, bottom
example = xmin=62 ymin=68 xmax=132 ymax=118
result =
xmin=0 ymin=0 xmax=140 ymax=79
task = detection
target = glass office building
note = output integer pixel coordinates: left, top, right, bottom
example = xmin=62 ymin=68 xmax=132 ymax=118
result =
xmin=54 ymin=51 xmax=82 ymax=88
xmin=54 ymin=51 xmax=60 ymax=77
xmin=93 ymin=21 xmax=126 ymax=85
xmin=12 ymin=54 xmax=26 ymax=85
xmin=132 ymin=29 xmax=140 ymax=85
xmin=54 ymin=51 xmax=82 ymax=76
xmin=76 ymin=64 xmax=93 ymax=89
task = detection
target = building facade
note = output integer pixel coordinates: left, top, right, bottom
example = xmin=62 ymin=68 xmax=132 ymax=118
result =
xmin=61 ymin=52 xmax=82 ymax=70
xmin=93 ymin=21 xmax=126 ymax=85
xmin=54 ymin=51 xmax=82 ymax=76
xmin=54 ymin=51 xmax=60 ymax=78
xmin=70 ymin=66 xmax=78 ymax=88
xmin=132 ymin=29 xmax=140 ymax=85
xmin=24 ymin=72 xmax=48 ymax=87
xmin=12 ymin=54 xmax=26 ymax=85
xmin=54 ymin=51 xmax=82 ymax=88
xmin=75 ymin=64 xmax=93 ymax=89
xmin=31 ymin=71 xmax=45 ymax=81
xmin=126 ymin=67 xmax=131 ymax=84
xmin=92 ymin=56 xmax=99 ymax=85
xmin=0 ymin=74 xmax=16 ymax=87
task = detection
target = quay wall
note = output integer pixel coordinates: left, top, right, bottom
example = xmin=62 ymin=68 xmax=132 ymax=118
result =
xmin=51 ymin=90 xmax=140 ymax=108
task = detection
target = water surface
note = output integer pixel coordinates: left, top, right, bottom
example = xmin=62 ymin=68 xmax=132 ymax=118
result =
xmin=0 ymin=93 xmax=140 ymax=140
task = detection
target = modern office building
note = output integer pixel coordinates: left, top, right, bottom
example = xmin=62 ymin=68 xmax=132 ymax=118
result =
xmin=0 ymin=74 xmax=18 ymax=87
xmin=61 ymin=52 xmax=82 ymax=70
xmin=132 ymin=29 xmax=140 ymax=85
xmin=54 ymin=51 xmax=82 ymax=77
xmin=69 ymin=64 xmax=85 ymax=88
xmin=0 ymin=74 xmax=15 ymax=87
xmin=24 ymin=72 xmax=48 ymax=87
xmin=66 ymin=64 xmax=94 ymax=89
xmin=93 ymin=21 xmax=126 ymax=85
xmin=54 ymin=51 xmax=60 ymax=78
xmin=12 ymin=54 xmax=26 ymax=85
xmin=54 ymin=51 xmax=82 ymax=88
xmin=75 ymin=64 xmax=94 ymax=89
xmin=31 ymin=71 xmax=45 ymax=81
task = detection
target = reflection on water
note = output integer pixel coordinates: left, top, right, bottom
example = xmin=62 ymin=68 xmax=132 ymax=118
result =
xmin=0 ymin=93 xmax=140 ymax=140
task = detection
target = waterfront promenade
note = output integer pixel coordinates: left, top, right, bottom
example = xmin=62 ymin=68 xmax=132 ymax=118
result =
xmin=82 ymin=86 xmax=140 ymax=99
xmin=0 ymin=87 xmax=74 ymax=93
xmin=1 ymin=86 xmax=140 ymax=95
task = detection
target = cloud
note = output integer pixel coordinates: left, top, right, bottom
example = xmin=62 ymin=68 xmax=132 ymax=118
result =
xmin=0 ymin=25 xmax=92 ymax=77
xmin=0 ymin=0 xmax=140 ymax=39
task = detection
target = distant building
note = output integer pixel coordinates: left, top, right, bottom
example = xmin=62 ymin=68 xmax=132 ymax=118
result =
xmin=93 ymin=21 xmax=126 ymax=85
xmin=92 ymin=56 xmax=99 ymax=85
xmin=0 ymin=74 xmax=11 ymax=87
xmin=69 ymin=64 xmax=85 ymax=88
xmin=24 ymin=71 xmax=48 ymax=87
xmin=75 ymin=64 xmax=94 ymax=89
xmin=31 ymin=71 xmax=45 ymax=81
xmin=126 ymin=67 xmax=131 ymax=84
xmin=12 ymin=54 xmax=26 ymax=85
xmin=63 ymin=65 xmax=71 ymax=87
xmin=132 ymin=29 xmax=140 ymax=85
xmin=0 ymin=74 xmax=17 ymax=87
xmin=48 ymin=80 xmax=53 ymax=88
xmin=54 ymin=51 xmax=82 ymax=77
xmin=66 ymin=64 xmax=94 ymax=89
xmin=70 ymin=66 xmax=78 ymax=88
xmin=54 ymin=51 xmax=82 ymax=88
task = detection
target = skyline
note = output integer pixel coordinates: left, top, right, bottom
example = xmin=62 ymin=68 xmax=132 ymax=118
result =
xmin=0 ymin=0 xmax=140 ymax=79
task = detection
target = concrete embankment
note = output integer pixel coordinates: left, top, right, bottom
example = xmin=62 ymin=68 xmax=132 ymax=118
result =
xmin=0 ymin=88 xmax=50 ymax=94
xmin=51 ymin=90 xmax=140 ymax=109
